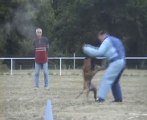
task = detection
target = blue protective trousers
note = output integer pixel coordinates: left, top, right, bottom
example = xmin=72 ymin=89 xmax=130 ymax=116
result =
xmin=98 ymin=59 xmax=125 ymax=100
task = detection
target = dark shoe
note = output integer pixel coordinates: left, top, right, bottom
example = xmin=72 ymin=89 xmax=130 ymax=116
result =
xmin=95 ymin=98 xmax=105 ymax=103
xmin=112 ymin=100 xmax=122 ymax=102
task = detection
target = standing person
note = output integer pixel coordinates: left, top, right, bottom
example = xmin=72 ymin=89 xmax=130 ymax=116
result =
xmin=83 ymin=30 xmax=126 ymax=102
xmin=33 ymin=28 xmax=49 ymax=89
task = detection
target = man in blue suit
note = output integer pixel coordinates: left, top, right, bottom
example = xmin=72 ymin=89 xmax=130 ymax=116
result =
xmin=83 ymin=31 xmax=126 ymax=102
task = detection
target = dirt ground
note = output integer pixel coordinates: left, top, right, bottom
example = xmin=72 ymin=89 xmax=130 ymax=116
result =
xmin=0 ymin=69 xmax=147 ymax=120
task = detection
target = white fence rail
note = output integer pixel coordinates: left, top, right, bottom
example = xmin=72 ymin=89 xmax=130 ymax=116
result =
xmin=0 ymin=57 xmax=147 ymax=75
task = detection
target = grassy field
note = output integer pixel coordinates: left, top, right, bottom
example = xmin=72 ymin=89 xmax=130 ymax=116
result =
xmin=0 ymin=69 xmax=147 ymax=120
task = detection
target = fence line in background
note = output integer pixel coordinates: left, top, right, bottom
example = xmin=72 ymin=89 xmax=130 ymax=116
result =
xmin=0 ymin=57 xmax=147 ymax=75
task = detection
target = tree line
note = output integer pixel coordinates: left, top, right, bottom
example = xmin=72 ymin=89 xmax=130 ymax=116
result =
xmin=0 ymin=0 xmax=147 ymax=57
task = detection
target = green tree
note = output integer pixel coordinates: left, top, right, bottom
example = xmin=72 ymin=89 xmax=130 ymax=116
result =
xmin=0 ymin=0 xmax=147 ymax=58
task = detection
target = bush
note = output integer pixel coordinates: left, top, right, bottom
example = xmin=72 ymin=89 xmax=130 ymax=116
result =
xmin=0 ymin=61 xmax=9 ymax=73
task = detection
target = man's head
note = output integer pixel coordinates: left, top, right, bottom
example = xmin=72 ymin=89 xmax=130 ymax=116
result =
xmin=36 ymin=28 xmax=42 ymax=38
xmin=98 ymin=30 xmax=109 ymax=42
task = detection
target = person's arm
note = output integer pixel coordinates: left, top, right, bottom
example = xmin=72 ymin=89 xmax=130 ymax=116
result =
xmin=83 ymin=38 xmax=111 ymax=57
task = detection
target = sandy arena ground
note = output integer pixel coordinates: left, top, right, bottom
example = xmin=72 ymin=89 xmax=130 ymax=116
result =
xmin=0 ymin=69 xmax=147 ymax=120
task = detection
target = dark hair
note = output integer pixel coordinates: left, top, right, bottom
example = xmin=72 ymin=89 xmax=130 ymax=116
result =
xmin=98 ymin=30 xmax=108 ymax=36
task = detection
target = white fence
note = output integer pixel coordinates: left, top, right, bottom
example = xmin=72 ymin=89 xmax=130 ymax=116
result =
xmin=0 ymin=57 xmax=147 ymax=75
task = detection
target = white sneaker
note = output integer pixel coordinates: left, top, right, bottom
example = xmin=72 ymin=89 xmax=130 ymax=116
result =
xmin=45 ymin=86 xmax=49 ymax=90
xmin=34 ymin=87 xmax=39 ymax=90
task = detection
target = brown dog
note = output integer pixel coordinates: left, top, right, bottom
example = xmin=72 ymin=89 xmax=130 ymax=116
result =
xmin=76 ymin=58 xmax=103 ymax=100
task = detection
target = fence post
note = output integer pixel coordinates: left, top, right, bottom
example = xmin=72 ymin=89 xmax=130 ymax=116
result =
xmin=73 ymin=53 xmax=75 ymax=70
xmin=60 ymin=58 xmax=62 ymax=76
xmin=10 ymin=58 xmax=13 ymax=75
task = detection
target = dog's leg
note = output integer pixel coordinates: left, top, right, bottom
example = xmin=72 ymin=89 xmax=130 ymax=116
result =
xmin=89 ymin=82 xmax=97 ymax=101
xmin=86 ymin=89 xmax=90 ymax=101
xmin=93 ymin=87 xmax=97 ymax=101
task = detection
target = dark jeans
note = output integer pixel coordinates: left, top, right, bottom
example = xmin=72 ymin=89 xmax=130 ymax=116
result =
xmin=111 ymin=68 xmax=125 ymax=101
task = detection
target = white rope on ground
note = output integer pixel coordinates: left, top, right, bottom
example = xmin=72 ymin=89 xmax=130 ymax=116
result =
xmin=126 ymin=113 xmax=147 ymax=120
xmin=44 ymin=100 xmax=53 ymax=120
